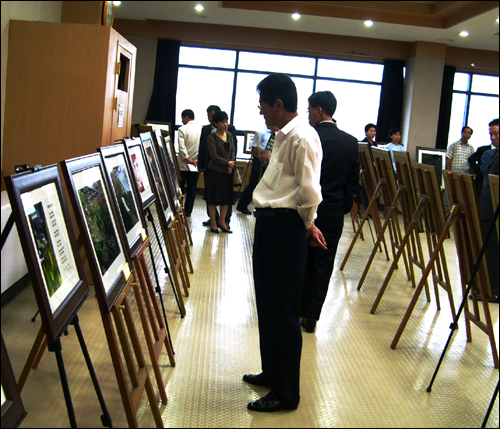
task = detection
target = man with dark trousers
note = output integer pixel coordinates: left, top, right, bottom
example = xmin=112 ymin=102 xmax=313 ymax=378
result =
xmin=300 ymin=91 xmax=360 ymax=332
xmin=478 ymin=118 xmax=499 ymax=303
xmin=198 ymin=105 xmax=238 ymax=227
xmin=244 ymin=73 xmax=326 ymax=412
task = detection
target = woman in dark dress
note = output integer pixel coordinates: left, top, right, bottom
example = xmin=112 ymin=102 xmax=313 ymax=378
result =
xmin=205 ymin=111 xmax=235 ymax=233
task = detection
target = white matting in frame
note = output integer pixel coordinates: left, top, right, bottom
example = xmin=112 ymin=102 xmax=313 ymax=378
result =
xmin=21 ymin=182 xmax=80 ymax=314
xmin=72 ymin=165 xmax=127 ymax=295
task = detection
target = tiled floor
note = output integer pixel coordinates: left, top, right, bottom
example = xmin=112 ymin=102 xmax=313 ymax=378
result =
xmin=1 ymin=195 xmax=498 ymax=428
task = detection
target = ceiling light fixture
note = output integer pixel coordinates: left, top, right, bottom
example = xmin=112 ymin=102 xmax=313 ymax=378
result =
xmin=364 ymin=20 xmax=374 ymax=27
xmin=195 ymin=4 xmax=204 ymax=12
xmin=292 ymin=13 xmax=301 ymax=20
xmin=113 ymin=1 xmax=121 ymax=5
xmin=471 ymin=63 xmax=476 ymax=67
xmin=459 ymin=31 xmax=470 ymax=37
xmin=496 ymin=18 xmax=499 ymax=23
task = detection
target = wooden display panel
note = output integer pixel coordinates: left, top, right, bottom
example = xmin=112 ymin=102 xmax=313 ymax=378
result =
xmin=3 ymin=20 xmax=136 ymax=178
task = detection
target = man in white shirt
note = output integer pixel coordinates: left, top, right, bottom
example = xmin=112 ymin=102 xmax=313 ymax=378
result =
xmin=243 ymin=73 xmax=326 ymax=412
xmin=178 ymin=109 xmax=202 ymax=216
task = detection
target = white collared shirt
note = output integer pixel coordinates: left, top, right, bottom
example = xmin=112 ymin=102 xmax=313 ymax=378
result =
xmin=178 ymin=121 xmax=202 ymax=171
xmin=252 ymin=115 xmax=323 ymax=229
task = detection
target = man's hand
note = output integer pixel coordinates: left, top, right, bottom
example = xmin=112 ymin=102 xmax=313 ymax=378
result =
xmin=307 ymin=223 xmax=327 ymax=250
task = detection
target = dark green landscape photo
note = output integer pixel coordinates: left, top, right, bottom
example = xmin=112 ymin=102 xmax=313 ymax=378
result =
xmin=27 ymin=202 xmax=63 ymax=297
xmin=110 ymin=160 xmax=139 ymax=234
xmin=78 ymin=179 xmax=121 ymax=276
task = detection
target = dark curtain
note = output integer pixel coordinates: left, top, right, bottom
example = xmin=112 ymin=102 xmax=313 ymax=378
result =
xmin=146 ymin=39 xmax=181 ymax=125
xmin=376 ymin=59 xmax=405 ymax=144
xmin=435 ymin=65 xmax=456 ymax=150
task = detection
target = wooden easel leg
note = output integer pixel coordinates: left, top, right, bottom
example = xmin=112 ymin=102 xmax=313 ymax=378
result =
xmin=390 ymin=215 xmax=455 ymax=349
xmin=18 ymin=325 xmax=46 ymax=392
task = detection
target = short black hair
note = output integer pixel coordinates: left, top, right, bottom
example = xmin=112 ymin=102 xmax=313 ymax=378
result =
xmin=462 ymin=125 xmax=473 ymax=134
xmin=489 ymin=118 xmax=499 ymax=127
xmin=212 ymin=110 xmax=228 ymax=124
xmin=365 ymin=123 xmax=377 ymax=133
xmin=308 ymin=91 xmax=337 ymax=117
xmin=181 ymin=109 xmax=194 ymax=120
xmin=257 ymin=73 xmax=297 ymax=113
xmin=207 ymin=105 xmax=221 ymax=114
xmin=388 ymin=128 xmax=401 ymax=140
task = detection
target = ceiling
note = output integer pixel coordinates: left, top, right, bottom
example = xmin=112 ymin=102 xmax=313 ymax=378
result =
xmin=114 ymin=1 xmax=499 ymax=52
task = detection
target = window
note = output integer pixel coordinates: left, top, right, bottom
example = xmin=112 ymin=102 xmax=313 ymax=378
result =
xmin=176 ymin=46 xmax=383 ymax=159
xmin=449 ymin=72 xmax=499 ymax=150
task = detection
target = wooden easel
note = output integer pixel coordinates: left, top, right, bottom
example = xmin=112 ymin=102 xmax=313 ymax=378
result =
xmin=353 ymin=148 xmax=411 ymax=291
xmin=174 ymin=213 xmax=194 ymax=274
xmin=130 ymin=238 xmax=175 ymax=403
xmin=340 ymin=144 xmax=389 ymax=271
xmin=391 ymin=171 xmax=498 ymax=368
xmin=179 ymin=197 xmax=193 ymax=246
xmin=163 ymin=221 xmax=190 ymax=299
xmin=370 ymin=159 xmax=456 ymax=315
xmin=100 ymin=274 xmax=164 ymax=428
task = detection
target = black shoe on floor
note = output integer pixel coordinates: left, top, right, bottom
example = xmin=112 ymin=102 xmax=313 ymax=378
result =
xmin=247 ymin=391 xmax=298 ymax=412
xmin=202 ymin=220 xmax=211 ymax=226
xmin=237 ymin=207 xmax=252 ymax=215
xmin=243 ymin=373 xmax=269 ymax=387
xmin=301 ymin=317 xmax=316 ymax=333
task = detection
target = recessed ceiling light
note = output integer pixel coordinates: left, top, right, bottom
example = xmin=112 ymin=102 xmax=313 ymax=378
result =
xmin=459 ymin=31 xmax=469 ymax=37
xmin=364 ymin=20 xmax=374 ymax=27
xmin=292 ymin=13 xmax=301 ymax=20
xmin=112 ymin=1 xmax=121 ymax=5
xmin=471 ymin=63 xmax=476 ymax=67
xmin=195 ymin=4 xmax=204 ymax=12
xmin=496 ymin=18 xmax=499 ymax=23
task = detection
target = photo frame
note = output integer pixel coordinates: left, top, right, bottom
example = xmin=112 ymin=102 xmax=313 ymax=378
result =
xmin=139 ymin=132 xmax=175 ymax=229
xmin=4 ymin=165 xmax=88 ymax=342
xmin=416 ymin=147 xmax=447 ymax=187
xmin=61 ymin=154 xmax=131 ymax=313
xmin=160 ymin=128 xmax=183 ymax=190
xmin=244 ymin=131 xmax=257 ymax=155
xmin=123 ymin=137 xmax=156 ymax=210
xmin=99 ymin=144 xmax=147 ymax=259
xmin=152 ymin=129 xmax=181 ymax=211
xmin=1 ymin=333 xmax=27 ymax=428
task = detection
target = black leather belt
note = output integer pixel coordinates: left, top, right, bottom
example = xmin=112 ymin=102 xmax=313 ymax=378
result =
xmin=253 ymin=208 xmax=297 ymax=218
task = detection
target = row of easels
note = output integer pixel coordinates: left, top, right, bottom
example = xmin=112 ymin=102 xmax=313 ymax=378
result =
xmin=341 ymin=144 xmax=498 ymax=369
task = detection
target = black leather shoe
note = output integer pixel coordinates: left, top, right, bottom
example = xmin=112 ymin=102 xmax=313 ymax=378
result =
xmin=247 ymin=391 xmax=298 ymax=412
xmin=210 ymin=227 xmax=219 ymax=233
xmin=202 ymin=220 xmax=211 ymax=226
xmin=237 ymin=207 xmax=252 ymax=215
xmin=301 ymin=317 xmax=316 ymax=333
xmin=243 ymin=373 xmax=269 ymax=386
xmin=220 ymin=226 xmax=232 ymax=233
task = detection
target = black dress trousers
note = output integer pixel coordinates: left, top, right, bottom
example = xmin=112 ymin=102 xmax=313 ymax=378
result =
xmin=252 ymin=210 xmax=307 ymax=406
xmin=301 ymin=211 xmax=345 ymax=321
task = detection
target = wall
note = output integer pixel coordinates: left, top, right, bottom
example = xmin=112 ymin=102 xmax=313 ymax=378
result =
xmin=1 ymin=1 xmax=62 ymax=173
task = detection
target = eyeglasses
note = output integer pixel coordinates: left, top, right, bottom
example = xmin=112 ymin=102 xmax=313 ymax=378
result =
xmin=258 ymin=102 xmax=269 ymax=112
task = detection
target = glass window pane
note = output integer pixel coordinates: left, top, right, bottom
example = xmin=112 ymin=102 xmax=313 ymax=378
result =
xmin=179 ymin=46 xmax=236 ymax=69
xmin=453 ymin=72 xmax=469 ymax=91
xmin=471 ymin=74 xmax=499 ymax=95
xmin=176 ymin=67 xmax=235 ymax=127
xmin=238 ymin=51 xmax=316 ymax=76
xmin=290 ymin=76 xmax=315 ymax=120
xmin=448 ymin=93 xmax=467 ymax=147
xmin=317 ymin=59 xmax=384 ymax=83
xmin=467 ymin=94 xmax=500 ymax=150
xmin=315 ymin=80 xmax=381 ymax=141
xmin=233 ymin=72 xmax=268 ymax=133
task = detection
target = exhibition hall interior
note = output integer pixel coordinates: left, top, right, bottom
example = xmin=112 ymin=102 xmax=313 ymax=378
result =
xmin=1 ymin=1 xmax=499 ymax=428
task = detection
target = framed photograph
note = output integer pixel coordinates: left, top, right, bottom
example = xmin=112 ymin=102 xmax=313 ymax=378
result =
xmin=124 ymin=137 xmax=156 ymax=210
xmin=139 ymin=132 xmax=175 ymax=229
xmin=416 ymin=147 xmax=447 ymax=187
xmin=99 ymin=144 xmax=147 ymax=259
xmin=61 ymin=154 xmax=131 ymax=313
xmin=372 ymin=147 xmax=399 ymax=200
xmin=160 ymin=127 xmax=183 ymax=189
xmin=244 ymin=131 xmax=257 ymax=155
xmin=4 ymin=165 xmax=88 ymax=342
xmin=358 ymin=143 xmax=378 ymax=191
xmin=153 ymin=129 xmax=182 ymax=209
xmin=1 ymin=334 xmax=27 ymax=428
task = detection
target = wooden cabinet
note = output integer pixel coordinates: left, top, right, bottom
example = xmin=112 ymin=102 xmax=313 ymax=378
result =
xmin=2 ymin=20 xmax=136 ymax=178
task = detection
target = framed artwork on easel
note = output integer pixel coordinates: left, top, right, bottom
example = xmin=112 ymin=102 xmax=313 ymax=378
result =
xmin=152 ymin=129 xmax=181 ymax=212
xmin=99 ymin=144 xmax=147 ymax=259
xmin=158 ymin=128 xmax=183 ymax=198
xmin=139 ymin=132 xmax=175 ymax=229
xmin=4 ymin=165 xmax=88 ymax=343
xmin=61 ymin=154 xmax=131 ymax=313
xmin=1 ymin=333 xmax=27 ymax=428
xmin=416 ymin=146 xmax=447 ymax=187
xmin=124 ymin=137 xmax=156 ymax=210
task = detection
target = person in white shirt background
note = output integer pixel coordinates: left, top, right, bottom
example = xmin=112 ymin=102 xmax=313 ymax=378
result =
xmin=177 ymin=109 xmax=202 ymax=217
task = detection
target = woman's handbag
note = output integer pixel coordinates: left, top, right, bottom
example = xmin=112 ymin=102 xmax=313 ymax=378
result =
xmin=232 ymin=166 xmax=243 ymax=187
